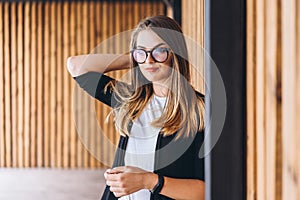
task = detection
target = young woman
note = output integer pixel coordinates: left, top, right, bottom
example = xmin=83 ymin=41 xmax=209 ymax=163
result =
xmin=67 ymin=15 xmax=205 ymax=200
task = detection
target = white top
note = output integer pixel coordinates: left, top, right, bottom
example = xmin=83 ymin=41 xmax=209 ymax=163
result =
xmin=119 ymin=95 xmax=167 ymax=200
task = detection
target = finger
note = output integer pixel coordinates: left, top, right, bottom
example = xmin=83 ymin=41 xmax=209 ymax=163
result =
xmin=104 ymin=170 xmax=113 ymax=180
xmin=110 ymin=166 xmax=126 ymax=173
xmin=106 ymin=180 xmax=120 ymax=187
xmin=112 ymin=192 xmax=126 ymax=198
xmin=110 ymin=186 xmax=124 ymax=193
xmin=105 ymin=173 xmax=123 ymax=181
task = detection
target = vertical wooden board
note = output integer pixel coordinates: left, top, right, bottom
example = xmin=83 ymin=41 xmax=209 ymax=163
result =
xmin=44 ymin=1 xmax=50 ymax=167
xmin=23 ymin=1 xmax=31 ymax=168
xmin=106 ymin=1 xmax=115 ymax=166
xmin=143 ymin=1 xmax=151 ymax=17
xmin=69 ymin=1 xmax=77 ymax=168
xmin=186 ymin=0 xmax=191 ymax=38
xmin=127 ymin=1 xmax=134 ymax=61
xmin=282 ymin=0 xmax=299 ymax=200
xmin=197 ymin=0 xmax=204 ymax=92
xmin=189 ymin=0 xmax=196 ymax=91
xmin=4 ymin=2 xmax=12 ymax=167
xmin=36 ymin=1 xmax=44 ymax=167
xmin=296 ymin=1 xmax=300 ymax=197
xmin=282 ymin=0 xmax=297 ymax=199
xmin=1 ymin=2 xmax=11 ymax=167
xmin=246 ymin=0 xmax=257 ymax=199
xmin=56 ymin=1 xmax=63 ymax=168
xmin=140 ymin=1 xmax=146 ymax=19
xmin=63 ymin=1 xmax=70 ymax=168
xmin=50 ymin=2 xmax=57 ymax=167
xmin=114 ymin=0 xmax=123 ymax=147
xmin=115 ymin=0 xmax=121 ymax=81
xmin=76 ymin=1 xmax=83 ymax=168
xmin=181 ymin=0 xmax=186 ymax=33
xmin=88 ymin=1 xmax=96 ymax=168
xmin=121 ymin=1 xmax=128 ymax=56
xmin=152 ymin=1 xmax=157 ymax=17
xmin=82 ymin=1 xmax=89 ymax=168
xmin=265 ymin=0 xmax=278 ymax=199
xmin=101 ymin=0 xmax=109 ymax=167
xmin=192 ymin=0 xmax=197 ymax=90
xmin=10 ymin=2 xmax=18 ymax=167
xmin=0 ymin=2 xmax=5 ymax=167
xmin=159 ymin=1 xmax=165 ymax=15
xmin=30 ymin=2 xmax=37 ymax=167
xmin=256 ymin=0 xmax=266 ymax=199
xmin=133 ymin=1 xmax=140 ymax=25
xmin=196 ymin=1 xmax=205 ymax=94
xmin=17 ymin=2 xmax=24 ymax=167
xmin=4 ymin=3 xmax=11 ymax=167
xmin=95 ymin=1 xmax=103 ymax=168
xmin=198 ymin=0 xmax=205 ymax=94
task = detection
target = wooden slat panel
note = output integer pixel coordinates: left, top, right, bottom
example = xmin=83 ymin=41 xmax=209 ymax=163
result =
xmin=81 ymin=1 xmax=90 ymax=168
xmin=63 ymin=1 xmax=70 ymax=168
xmin=11 ymin=2 xmax=18 ymax=167
xmin=103 ymin=0 xmax=111 ymax=167
xmin=0 ymin=2 xmax=5 ymax=168
xmin=296 ymin=1 xmax=300 ymax=197
xmin=246 ymin=0 xmax=257 ymax=199
xmin=75 ymin=1 xmax=83 ymax=168
xmin=36 ymin=1 xmax=44 ymax=167
xmin=181 ymin=0 xmax=205 ymax=94
xmin=4 ymin=2 xmax=12 ymax=167
xmin=255 ymin=0 xmax=267 ymax=199
xmin=56 ymin=1 xmax=63 ymax=167
xmin=247 ymin=0 xmax=300 ymax=199
xmin=17 ymin=2 xmax=24 ymax=167
xmin=95 ymin=1 xmax=103 ymax=168
xmin=43 ymin=1 xmax=50 ymax=167
xmin=265 ymin=0 xmax=280 ymax=199
xmin=30 ymin=2 xmax=37 ymax=167
xmin=23 ymin=2 xmax=31 ymax=168
xmin=108 ymin=1 xmax=115 ymax=167
xmin=0 ymin=0 xmax=166 ymax=168
xmin=69 ymin=1 xmax=77 ymax=168
xmin=282 ymin=0 xmax=298 ymax=199
xmin=88 ymin=0 xmax=96 ymax=169
xmin=50 ymin=2 xmax=57 ymax=167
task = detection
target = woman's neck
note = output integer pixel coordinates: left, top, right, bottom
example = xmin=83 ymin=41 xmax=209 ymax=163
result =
xmin=153 ymin=82 xmax=169 ymax=97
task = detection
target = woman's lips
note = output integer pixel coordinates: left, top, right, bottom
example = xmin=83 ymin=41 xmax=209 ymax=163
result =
xmin=145 ymin=67 xmax=159 ymax=72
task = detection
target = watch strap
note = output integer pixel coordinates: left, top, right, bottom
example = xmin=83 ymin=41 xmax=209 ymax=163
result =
xmin=150 ymin=174 xmax=164 ymax=195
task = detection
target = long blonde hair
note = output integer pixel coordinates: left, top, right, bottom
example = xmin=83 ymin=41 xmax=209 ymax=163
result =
xmin=108 ymin=16 xmax=205 ymax=139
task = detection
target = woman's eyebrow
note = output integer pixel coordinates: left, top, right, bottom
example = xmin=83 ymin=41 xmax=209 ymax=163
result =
xmin=136 ymin=43 xmax=166 ymax=49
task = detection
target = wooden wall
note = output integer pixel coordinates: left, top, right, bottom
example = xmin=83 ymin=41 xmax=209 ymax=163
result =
xmin=0 ymin=0 xmax=165 ymax=168
xmin=247 ymin=0 xmax=300 ymax=199
xmin=182 ymin=0 xmax=300 ymax=199
xmin=181 ymin=0 xmax=205 ymax=94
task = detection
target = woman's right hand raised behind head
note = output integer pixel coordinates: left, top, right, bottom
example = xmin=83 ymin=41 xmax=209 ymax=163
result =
xmin=66 ymin=53 xmax=131 ymax=78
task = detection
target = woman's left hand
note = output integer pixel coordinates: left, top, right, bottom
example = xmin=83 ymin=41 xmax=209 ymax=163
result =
xmin=104 ymin=166 xmax=155 ymax=197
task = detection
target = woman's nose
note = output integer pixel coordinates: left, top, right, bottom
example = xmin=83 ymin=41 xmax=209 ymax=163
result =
xmin=145 ymin=52 xmax=155 ymax=63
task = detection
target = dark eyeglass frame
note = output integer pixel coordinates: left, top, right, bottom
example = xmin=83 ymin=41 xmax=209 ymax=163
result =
xmin=130 ymin=47 xmax=172 ymax=64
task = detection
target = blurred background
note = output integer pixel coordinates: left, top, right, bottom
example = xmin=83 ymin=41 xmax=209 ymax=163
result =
xmin=0 ymin=0 xmax=299 ymax=200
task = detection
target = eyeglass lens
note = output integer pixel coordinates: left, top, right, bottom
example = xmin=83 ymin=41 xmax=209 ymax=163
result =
xmin=132 ymin=47 xmax=169 ymax=63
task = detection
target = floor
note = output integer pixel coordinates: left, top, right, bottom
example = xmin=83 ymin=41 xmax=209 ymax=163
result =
xmin=0 ymin=168 xmax=107 ymax=200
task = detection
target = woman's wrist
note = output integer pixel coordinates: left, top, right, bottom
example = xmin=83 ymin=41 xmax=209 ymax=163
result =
xmin=142 ymin=172 xmax=158 ymax=190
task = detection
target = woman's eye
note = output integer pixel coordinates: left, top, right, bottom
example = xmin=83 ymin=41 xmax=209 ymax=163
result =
xmin=155 ymin=48 xmax=167 ymax=53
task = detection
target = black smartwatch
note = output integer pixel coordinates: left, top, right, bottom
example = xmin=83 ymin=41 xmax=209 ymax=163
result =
xmin=150 ymin=174 xmax=165 ymax=194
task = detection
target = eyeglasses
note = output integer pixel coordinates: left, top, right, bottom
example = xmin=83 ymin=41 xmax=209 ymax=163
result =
xmin=131 ymin=47 xmax=171 ymax=64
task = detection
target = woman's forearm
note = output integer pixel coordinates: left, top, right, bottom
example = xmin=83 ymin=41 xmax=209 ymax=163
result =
xmin=144 ymin=172 xmax=205 ymax=200
xmin=67 ymin=53 xmax=130 ymax=77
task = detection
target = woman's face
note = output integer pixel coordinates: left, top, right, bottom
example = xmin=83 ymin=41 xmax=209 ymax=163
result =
xmin=135 ymin=29 xmax=173 ymax=84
